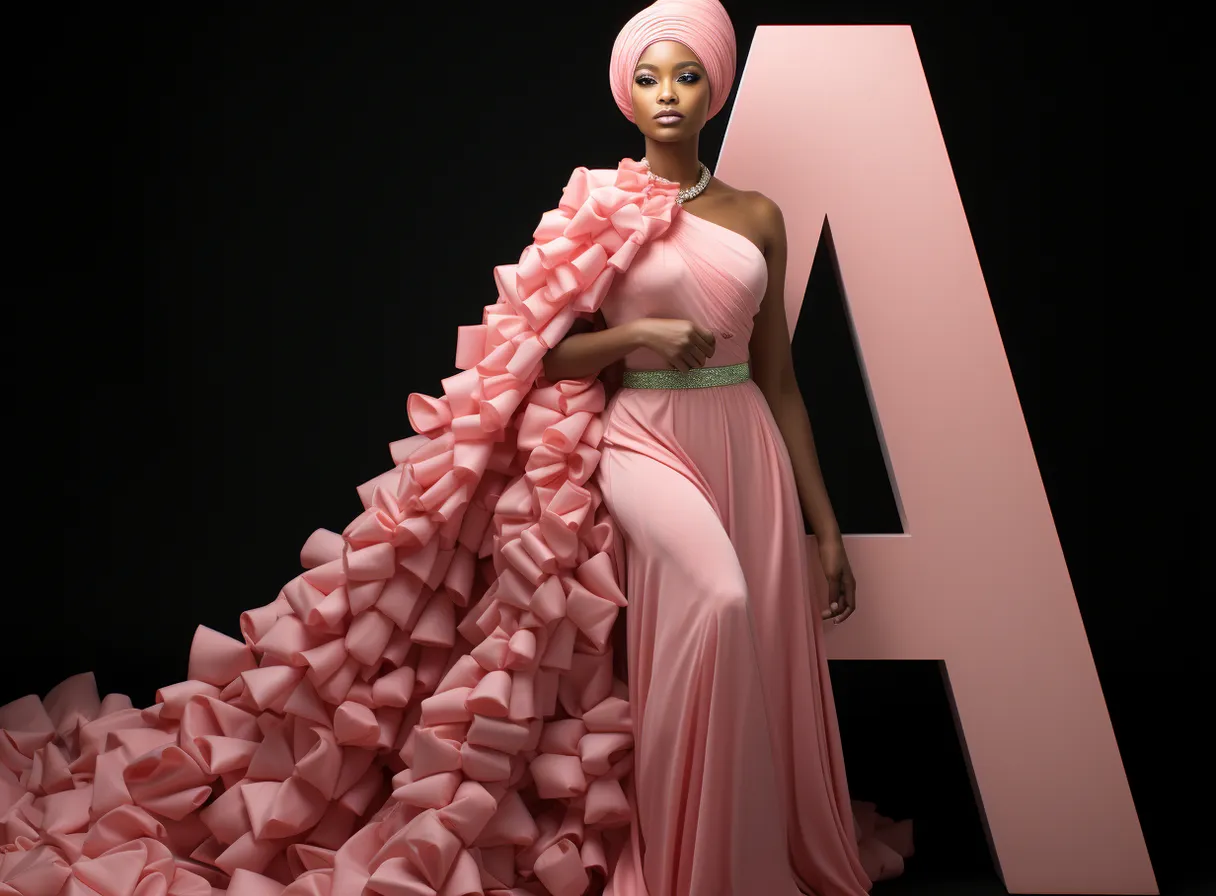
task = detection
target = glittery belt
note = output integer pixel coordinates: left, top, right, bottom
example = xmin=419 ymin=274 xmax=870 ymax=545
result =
xmin=620 ymin=361 xmax=751 ymax=389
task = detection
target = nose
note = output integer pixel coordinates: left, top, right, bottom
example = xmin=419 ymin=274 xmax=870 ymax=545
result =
xmin=659 ymin=80 xmax=677 ymax=105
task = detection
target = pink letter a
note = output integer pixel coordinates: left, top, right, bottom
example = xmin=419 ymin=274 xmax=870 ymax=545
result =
xmin=716 ymin=26 xmax=1156 ymax=895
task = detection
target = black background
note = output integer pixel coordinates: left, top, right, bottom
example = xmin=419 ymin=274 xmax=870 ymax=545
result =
xmin=10 ymin=2 xmax=1199 ymax=894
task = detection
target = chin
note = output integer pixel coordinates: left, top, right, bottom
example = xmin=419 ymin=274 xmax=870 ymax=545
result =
xmin=643 ymin=126 xmax=691 ymax=141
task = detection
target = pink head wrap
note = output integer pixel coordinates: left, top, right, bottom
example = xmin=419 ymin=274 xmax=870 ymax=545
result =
xmin=609 ymin=0 xmax=737 ymax=123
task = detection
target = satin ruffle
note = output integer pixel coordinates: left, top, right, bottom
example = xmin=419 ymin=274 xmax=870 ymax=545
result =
xmin=2 ymin=159 xmax=679 ymax=896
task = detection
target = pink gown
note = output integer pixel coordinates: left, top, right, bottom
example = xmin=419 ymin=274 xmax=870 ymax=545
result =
xmin=596 ymin=211 xmax=908 ymax=896
xmin=0 ymin=160 xmax=908 ymax=896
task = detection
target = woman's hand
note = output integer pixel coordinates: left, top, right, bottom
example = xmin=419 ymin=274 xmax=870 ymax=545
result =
xmin=818 ymin=535 xmax=856 ymax=624
xmin=633 ymin=318 xmax=717 ymax=371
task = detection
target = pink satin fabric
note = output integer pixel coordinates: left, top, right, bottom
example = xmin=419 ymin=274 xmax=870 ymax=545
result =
xmin=0 ymin=161 xmax=910 ymax=896
xmin=609 ymin=0 xmax=737 ymax=122
xmin=596 ymin=212 xmax=911 ymax=895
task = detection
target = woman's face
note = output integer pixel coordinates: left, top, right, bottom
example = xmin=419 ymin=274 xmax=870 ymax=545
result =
xmin=630 ymin=40 xmax=710 ymax=141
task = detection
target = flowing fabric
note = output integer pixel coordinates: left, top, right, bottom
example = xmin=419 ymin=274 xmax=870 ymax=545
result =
xmin=1 ymin=159 xmax=910 ymax=896
xmin=593 ymin=211 xmax=911 ymax=895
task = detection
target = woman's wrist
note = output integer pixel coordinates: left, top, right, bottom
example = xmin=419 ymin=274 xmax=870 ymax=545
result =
xmin=623 ymin=319 xmax=652 ymax=353
xmin=812 ymin=520 xmax=842 ymax=545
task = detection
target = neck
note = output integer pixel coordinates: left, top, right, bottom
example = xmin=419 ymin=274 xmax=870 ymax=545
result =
xmin=642 ymin=137 xmax=703 ymax=190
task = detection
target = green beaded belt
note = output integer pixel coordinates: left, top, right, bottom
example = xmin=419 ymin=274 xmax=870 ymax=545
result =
xmin=620 ymin=361 xmax=751 ymax=389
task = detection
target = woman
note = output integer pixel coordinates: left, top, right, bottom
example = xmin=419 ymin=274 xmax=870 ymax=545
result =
xmin=563 ymin=4 xmax=914 ymax=895
xmin=0 ymin=2 xmax=910 ymax=895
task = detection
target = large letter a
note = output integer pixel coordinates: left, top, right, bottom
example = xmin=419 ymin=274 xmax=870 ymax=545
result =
xmin=716 ymin=26 xmax=1156 ymax=895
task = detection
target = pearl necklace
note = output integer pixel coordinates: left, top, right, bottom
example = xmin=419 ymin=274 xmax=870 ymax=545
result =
xmin=641 ymin=157 xmax=711 ymax=205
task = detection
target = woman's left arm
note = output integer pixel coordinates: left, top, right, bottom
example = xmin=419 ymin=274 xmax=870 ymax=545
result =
xmin=748 ymin=194 xmax=856 ymax=623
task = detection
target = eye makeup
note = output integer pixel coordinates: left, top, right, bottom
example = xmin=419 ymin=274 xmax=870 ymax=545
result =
xmin=634 ymin=71 xmax=702 ymax=85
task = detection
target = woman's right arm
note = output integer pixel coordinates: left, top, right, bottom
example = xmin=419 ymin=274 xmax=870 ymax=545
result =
xmin=542 ymin=314 xmax=648 ymax=381
xmin=543 ymin=314 xmax=718 ymax=381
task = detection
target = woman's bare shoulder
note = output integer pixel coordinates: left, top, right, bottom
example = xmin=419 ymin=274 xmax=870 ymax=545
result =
xmin=708 ymin=178 xmax=784 ymax=244
xmin=711 ymin=178 xmax=781 ymax=213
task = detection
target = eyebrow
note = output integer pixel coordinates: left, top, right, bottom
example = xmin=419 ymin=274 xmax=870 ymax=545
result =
xmin=634 ymin=61 xmax=705 ymax=72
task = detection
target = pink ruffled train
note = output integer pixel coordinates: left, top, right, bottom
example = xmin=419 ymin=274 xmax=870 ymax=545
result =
xmin=1 ymin=159 xmax=911 ymax=896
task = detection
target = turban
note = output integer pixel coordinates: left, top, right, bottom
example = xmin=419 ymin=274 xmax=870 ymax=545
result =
xmin=609 ymin=0 xmax=737 ymax=123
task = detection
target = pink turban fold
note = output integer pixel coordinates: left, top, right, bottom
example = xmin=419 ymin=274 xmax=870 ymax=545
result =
xmin=609 ymin=0 xmax=738 ymax=123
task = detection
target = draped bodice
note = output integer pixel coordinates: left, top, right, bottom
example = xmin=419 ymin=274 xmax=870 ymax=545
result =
xmin=600 ymin=209 xmax=769 ymax=370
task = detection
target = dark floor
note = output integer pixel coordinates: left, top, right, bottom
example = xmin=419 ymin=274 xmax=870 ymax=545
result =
xmin=828 ymin=659 xmax=1203 ymax=896
xmin=869 ymin=865 xmax=1212 ymax=896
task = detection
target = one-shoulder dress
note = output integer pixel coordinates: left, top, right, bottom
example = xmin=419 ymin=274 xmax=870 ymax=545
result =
xmin=595 ymin=209 xmax=908 ymax=896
